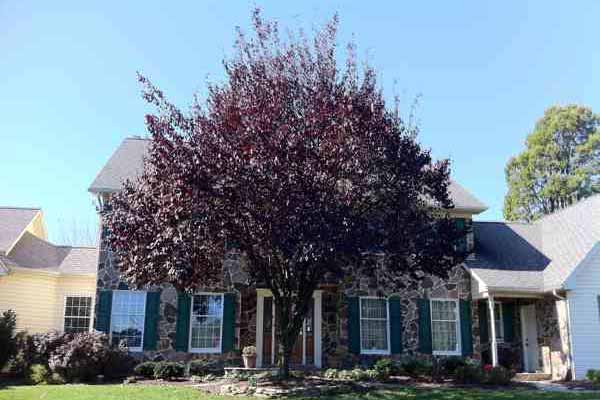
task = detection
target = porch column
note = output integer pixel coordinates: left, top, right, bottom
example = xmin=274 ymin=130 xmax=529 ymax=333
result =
xmin=488 ymin=296 xmax=499 ymax=367
xmin=314 ymin=290 xmax=322 ymax=368
xmin=255 ymin=293 xmax=265 ymax=368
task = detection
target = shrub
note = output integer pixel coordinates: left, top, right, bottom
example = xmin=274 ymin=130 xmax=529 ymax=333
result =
xmin=242 ymin=346 xmax=257 ymax=356
xmin=8 ymin=331 xmax=36 ymax=376
xmin=0 ymin=310 xmax=17 ymax=371
xmin=400 ymin=358 xmax=432 ymax=378
xmin=455 ymin=364 xmax=483 ymax=384
xmin=485 ymin=366 xmax=513 ymax=385
xmin=48 ymin=331 xmax=111 ymax=382
xmin=587 ymin=369 xmax=600 ymax=385
xmin=441 ymin=356 xmax=467 ymax=376
xmin=188 ymin=359 xmax=213 ymax=376
xmin=373 ymin=358 xmax=394 ymax=381
xmin=323 ymin=368 xmax=339 ymax=379
xmin=27 ymin=364 xmax=50 ymax=385
xmin=134 ymin=361 xmax=157 ymax=379
xmin=153 ymin=362 xmax=185 ymax=380
xmin=103 ymin=348 xmax=136 ymax=379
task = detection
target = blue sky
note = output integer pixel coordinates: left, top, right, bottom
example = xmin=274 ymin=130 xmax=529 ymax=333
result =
xmin=1 ymin=1 xmax=599 ymax=245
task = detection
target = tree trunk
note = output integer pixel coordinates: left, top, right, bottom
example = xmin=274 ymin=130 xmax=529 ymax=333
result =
xmin=278 ymin=343 xmax=292 ymax=379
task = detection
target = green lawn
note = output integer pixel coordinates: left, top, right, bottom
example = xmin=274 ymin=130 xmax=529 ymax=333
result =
xmin=1 ymin=385 xmax=600 ymax=400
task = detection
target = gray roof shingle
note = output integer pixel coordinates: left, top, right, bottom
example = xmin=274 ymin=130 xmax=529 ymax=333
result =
xmin=6 ymin=231 xmax=98 ymax=275
xmin=89 ymin=137 xmax=487 ymax=212
xmin=466 ymin=195 xmax=600 ymax=292
xmin=0 ymin=207 xmax=40 ymax=254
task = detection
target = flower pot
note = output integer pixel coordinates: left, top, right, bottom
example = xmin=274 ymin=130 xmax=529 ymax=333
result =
xmin=243 ymin=354 xmax=257 ymax=368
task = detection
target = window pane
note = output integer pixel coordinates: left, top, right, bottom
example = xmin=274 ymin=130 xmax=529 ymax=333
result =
xmin=63 ymin=296 xmax=92 ymax=334
xmin=190 ymin=295 xmax=223 ymax=351
xmin=360 ymin=298 xmax=388 ymax=352
xmin=431 ymin=300 xmax=458 ymax=353
xmin=111 ymin=291 xmax=146 ymax=350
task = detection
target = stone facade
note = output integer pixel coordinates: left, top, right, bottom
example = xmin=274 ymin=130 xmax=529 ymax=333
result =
xmin=536 ymin=296 xmax=571 ymax=380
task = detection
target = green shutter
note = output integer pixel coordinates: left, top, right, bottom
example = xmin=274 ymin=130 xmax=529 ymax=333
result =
xmin=502 ymin=303 xmax=515 ymax=343
xmin=389 ymin=297 xmax=402 ymax=354
xmin=175 ymin=292 xmax=191 ymax=352
xmin=96 ymin=290 xmax=112 ymax=334
xmin=478 ymin=301 xmax=489 ymax=344
xmin=221 ymin=293 xmax=236 ymax=353
xmin=460 ymin=300 xmax=473 ymax=356
xmin=455 ymin=218 xmax=467 ymax=254
xmin=347 ymin=297 xmax=360 ymax=354
xmin=418 ymin=299 xmax=432 ymax=354
xmin=143 ymin=292 xmax=161 ymax=351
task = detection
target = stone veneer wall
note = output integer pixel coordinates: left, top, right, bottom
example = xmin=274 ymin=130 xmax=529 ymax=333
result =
xmin=318 ymin=257 xmax=480 ymax=368
xmin=97 ymin=220 xmax=481 ymax=366
xmin=536 ymin=296 xmax=570 ymax=380
xmin=95 ymin=225 xmax=252 ymax=363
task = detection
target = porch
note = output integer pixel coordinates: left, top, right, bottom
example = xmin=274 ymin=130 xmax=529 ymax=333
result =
xmin=474 ymin=292 xmax=571 ymax=380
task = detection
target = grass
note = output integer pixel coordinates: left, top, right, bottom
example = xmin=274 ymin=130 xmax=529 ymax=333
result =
xmin=1 ymin=385 xmax=600 ymax=400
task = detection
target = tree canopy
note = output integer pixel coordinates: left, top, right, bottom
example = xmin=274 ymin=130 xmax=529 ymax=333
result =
xmin=504 ymin=104 xmax=600 ymax=221
xmin=104 ymin=10 xmax=461 ymax=376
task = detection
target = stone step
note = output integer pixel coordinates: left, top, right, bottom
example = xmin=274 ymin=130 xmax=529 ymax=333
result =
xmin=514 ymin=372 xmax=553 ymax=381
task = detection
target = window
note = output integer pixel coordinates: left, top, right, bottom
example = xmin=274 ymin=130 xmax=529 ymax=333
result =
xmin=63 ymin=296 xmax=92 ymax=333
xmin=491 ymin=302 xmax=504 ymax=342
xmin=190 ymin=293 xmax=224 ymax=353
xmin=110 ymin=291 xmax=146 ymax=351
xmin=431 ymin=299 xmax=461 ymax=355
xmin=359 ymin=297 xmax=389 ymax=354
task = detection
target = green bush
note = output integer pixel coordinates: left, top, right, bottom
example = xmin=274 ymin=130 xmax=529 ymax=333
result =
xmin=0 ymin=310 xmax=17 ymax=371
xmin=455 ymin=364 xmax=483 ymax=384
xmin=323 ymin=368 xmax=339 ymax=379
xmin=485 ymin=366 xmax=513 ymax=385
xmin=400 ymin=358 xmax=432 ymax=378
xmin=373 ymin=358 xmax=394 ymax=381
xmin=188 ymin=359 xmax=213 ymax=376
xmin=441 ymin=356 xmax=467 ymax=376
xmin=103 ymin=349 xmax=136 ymax=379
xmin=153 ymin=362 xmax=185 ymax=380
xmin=27 ymin=364 xmax=50 ymax=385
xmin=134 ymin=361 xmax=157 ymax=379
xmin=587 ymin=369 xmax=600 ymax=385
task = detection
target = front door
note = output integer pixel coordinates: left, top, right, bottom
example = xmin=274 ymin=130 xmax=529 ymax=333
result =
xmin=261 ymin=298 xmax=314 ymax=366
xmin=520 ymin=304 xmax=539 ymax=372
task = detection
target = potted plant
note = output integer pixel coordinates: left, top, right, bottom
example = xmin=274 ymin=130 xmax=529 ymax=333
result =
xmin=242 ymin=346 xmax=257 ymax=368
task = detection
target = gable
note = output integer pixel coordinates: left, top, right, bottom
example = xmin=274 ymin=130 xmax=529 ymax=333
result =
xmin=0 ymin=207 xmax=42 ymax=254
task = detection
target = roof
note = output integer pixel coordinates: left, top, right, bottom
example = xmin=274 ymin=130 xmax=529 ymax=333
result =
xmin=88 ymin=137 xmax=149 ymax=193
xmin=0 ymin=207 xmax=40 ymax=254
xmin=466 ymin=195 xmax=600 ymax=292
xmin=4 ymin=231 xmax=98 ymax=275
xmin=89 ymin=137 xmax=488 ymax=213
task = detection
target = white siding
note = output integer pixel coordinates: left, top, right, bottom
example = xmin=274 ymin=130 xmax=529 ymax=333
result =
xmin=567 ymin=245 xmax=600 ymax=379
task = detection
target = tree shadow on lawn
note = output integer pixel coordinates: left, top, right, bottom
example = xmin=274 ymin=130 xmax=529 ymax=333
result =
xmin=305 ymin=387 xmax=600 ymax=400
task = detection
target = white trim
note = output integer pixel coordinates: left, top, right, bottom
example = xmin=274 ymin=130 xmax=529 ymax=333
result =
xmin=188 ymin=292 xmax=224 ymax=354
xmin=488 ymin=297 xmax=498 ymax=366
xmin=359 ymin=296 xmax=391 ymax=355
xmin=110 ymin=290 xmax=147 ymax=352
xmin=255 ymin=294 xmax=265 ymax=367
xmin=430 ymin=298 xmax=462 ymax=356
xmin=314 ymin=291 xmax=322 ymax=368
xmin=62 ymin=293 xmax=94 ymax=333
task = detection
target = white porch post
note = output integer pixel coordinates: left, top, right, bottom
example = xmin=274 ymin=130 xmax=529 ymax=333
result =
xmin=314 ymin=290 xmax=322 ymax=368
xmin=255 ymin=293 xmax=265 ymax=368
xmin=488 ymin=296 xmax=499 ymax=367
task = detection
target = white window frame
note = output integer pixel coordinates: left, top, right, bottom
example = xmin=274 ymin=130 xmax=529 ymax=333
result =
xmin=430 ymin=298 xmax=462 ymax=356
xmin=491 ymin=301 xmax=505 ymax=343
xmin=188 ymin=292 xmax=225 ymax=354
xmin=359 ymin=296 xmax=391 ymax=355
xmin=109 ymin=290 xmax=147 ymax=352
xmin=62 ymin=294 xmax=94 ymax=334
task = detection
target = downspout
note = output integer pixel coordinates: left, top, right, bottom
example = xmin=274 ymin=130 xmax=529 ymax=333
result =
xmin=553 ymin=289 xmax=574 ymax=380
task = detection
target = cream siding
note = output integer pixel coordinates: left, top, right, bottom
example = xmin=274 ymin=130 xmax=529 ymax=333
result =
xmin=0 ymin=271 xmax=95 ymax=333
xmin=566 ymin=246 xmax=600 ymax=379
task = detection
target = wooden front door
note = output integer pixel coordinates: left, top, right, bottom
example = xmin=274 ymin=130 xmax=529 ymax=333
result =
xmin=261 ymin=297 xmax=314 ymax=366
